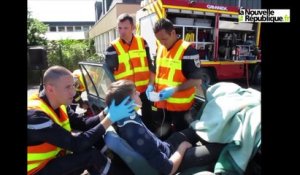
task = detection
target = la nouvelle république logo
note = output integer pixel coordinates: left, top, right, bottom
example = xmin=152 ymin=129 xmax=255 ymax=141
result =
xmin=239 ymin=9 xmax=290 ymax=23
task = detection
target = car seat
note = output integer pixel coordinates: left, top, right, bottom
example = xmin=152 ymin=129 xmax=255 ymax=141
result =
xmin=104 ymin=126 xmax=159 ymax=175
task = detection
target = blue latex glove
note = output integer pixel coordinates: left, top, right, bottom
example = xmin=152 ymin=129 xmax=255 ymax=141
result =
xmin=106 ymin=96 xmax=135 ymax=123
xmin=145 ymin=84 xmax=154 ymax=100
xmin=159 ymin=87 xmax=176 ymax=100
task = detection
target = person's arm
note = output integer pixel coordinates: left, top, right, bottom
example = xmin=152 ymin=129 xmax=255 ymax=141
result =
xmin=144 ymin=39 xmax=156 ymax=86
xmin=149 ymin=72 xmax=156 ymax=85
xmin=67 ymin=106 xmax=102 ymax=131
xmin=104 ymin=45 xmax=119 ymax=73
xmin=69 ymin=95 xmax=136 ymax=131
xmin=181 ymin=46 xmax=202 ymax=79
xmin=144 ymin=39 xmax=155 ymax=73
xmin=176 ymin=45 xmax=202 ymax=92
xmin=168 ymin=141 xmax=192 ymax=175
xmin=173 ymin=79 xmax=201 ymax=92
xmin=28 ymin=111 xmax=107 ymax=153
xmin=158 ymin=46 xmax=202 ymax=100
xmin=159 ymin=46 xmax=201 ymax=100
xmin=28 ymin=97 xmax=135 ymax=153
xmin=145 ymin=72 xmax=156 ymax=100
xmin=144 ymin=40 xmax=157 ymax=99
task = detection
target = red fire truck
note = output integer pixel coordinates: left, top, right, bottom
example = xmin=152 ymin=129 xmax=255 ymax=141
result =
xmin=136 ymin=0 xmax=261 ymax=85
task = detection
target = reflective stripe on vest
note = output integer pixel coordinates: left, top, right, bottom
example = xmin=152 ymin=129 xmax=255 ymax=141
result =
xmin=154 ymin=40 xmax=195 ymax=111
xmin=27 ymin=100 xmax=71 ymax=131
xmin=27 ymin=94 xmax=71 ymax=174
xmin=28 ymin=144 xmax=61 ymax=161
xmin=112 ymin=36 xmax=150 ymax=92
xmin=74 ymin=94 xmax=81 ymax=102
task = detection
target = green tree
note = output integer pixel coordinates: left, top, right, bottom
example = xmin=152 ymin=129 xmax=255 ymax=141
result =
xmin=47 ymin=39 xmax=99 ymax=71
xmin=27 ymin=11 xmax=48 ymax=46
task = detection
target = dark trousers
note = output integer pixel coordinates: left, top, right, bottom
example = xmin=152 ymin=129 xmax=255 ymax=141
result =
xmin=166 ymin=128 xmax=226 ymax=172
xmin=36 ymin=148 xmax=107 ymax=175
xmin=36 ymin=148 xmax=132 ymax=175
xmin=150 ymin=107 xmax=192 ymax=140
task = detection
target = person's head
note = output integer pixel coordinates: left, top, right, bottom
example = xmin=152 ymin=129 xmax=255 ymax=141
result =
xmin=72 ymin=69 xmax=85 ymax=92
xmin=105 ymin=80 xmax=142 ymax=108
xmin=153 ymin=18 xmax=177 ymax=49
xmin=117 ymin=13 xmax=135 ymax=41
xmin=43 ymin=66 xmax=76 ymax=108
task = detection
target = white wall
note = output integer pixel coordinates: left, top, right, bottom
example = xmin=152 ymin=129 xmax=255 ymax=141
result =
xmin=46 ymin=32 xmax=87 ymax=40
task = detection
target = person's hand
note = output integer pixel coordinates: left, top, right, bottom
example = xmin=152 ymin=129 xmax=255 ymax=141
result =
xmin=145 ymin=84 xmax=154 ymax=100
xmin=159 ymin=87 xmax=176 ymax=100
xmin=106 ymin=96 xmax=135 ymax=123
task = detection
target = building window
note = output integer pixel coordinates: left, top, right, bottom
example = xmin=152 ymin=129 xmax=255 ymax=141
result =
xmin=115 ymin=28 xmax=119 ymax=38
xmin=75 ymin=26 xmax=82 ymax=32
xmin=49 ymin=26 xmax=57 ymax=32
xmin=58 ymin=26 xmax=65 ymax=32
xmin=66 ymin=26 xmax=74 ymax=32
xmin=100 ymin=34 xmax=104 ymax=53
xmin=96 ymin=36 xmax=101 ymax=53
xmin=104 ymin=32 xmax=109 ymax=49
xmin=83 ymin=26 xmax=90 ymax=31
xmin=109 ymin=29 xmax=115 ymax=43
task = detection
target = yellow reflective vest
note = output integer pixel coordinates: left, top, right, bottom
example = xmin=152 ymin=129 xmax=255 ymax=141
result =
xmin=27 ymin=94 xmax=71 ymax=175
xmin=111 ymin=36 xmax=150 ymax=92
xmin=154 ymin=39 xmax=195 ymax=111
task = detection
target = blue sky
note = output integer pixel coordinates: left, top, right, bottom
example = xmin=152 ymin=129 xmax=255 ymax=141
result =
xmin=28 ymin=0 xmax=96 ymax=22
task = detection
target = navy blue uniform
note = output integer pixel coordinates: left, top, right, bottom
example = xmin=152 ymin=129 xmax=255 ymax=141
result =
xmin=115 ymin=113 xmax=226 ymax=174
xmin=28 ymin=91 xmax=130 ymax=175
xmin=116 ymin=113 xmax=174 ymax=175
xmin=151 ymin=40 xmax=203 ymax=139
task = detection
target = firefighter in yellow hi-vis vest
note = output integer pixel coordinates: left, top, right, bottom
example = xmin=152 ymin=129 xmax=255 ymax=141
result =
xmin=28 ymin=65 xmax=135 ymax=175
xmin=146 ymin=18 xmax=202 ymax=139
xmin=71 ymin=69 xmax=90 ymax=113
xmin=104 ymin=13 xmax=156 ymax=132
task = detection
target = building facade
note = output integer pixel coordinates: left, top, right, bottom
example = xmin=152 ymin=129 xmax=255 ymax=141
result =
xmin=44 ymin=21 xmax=94 ymax=40
xmin=89 ymin=0 xmax=142 ymax=55
xmin=89 ymin=0 xmax=260 ymax=56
